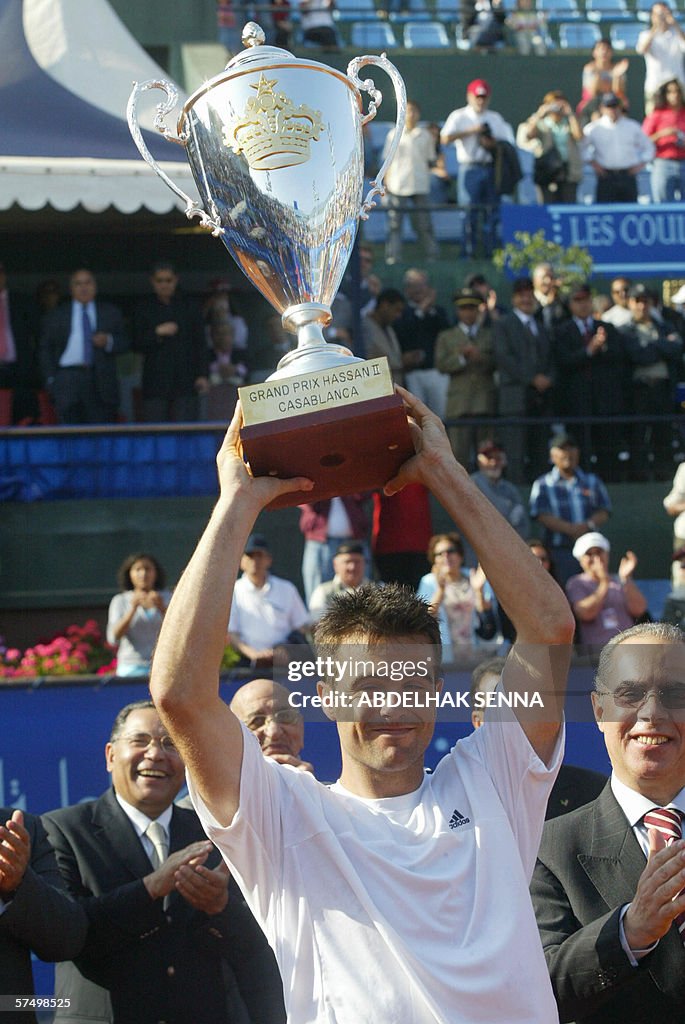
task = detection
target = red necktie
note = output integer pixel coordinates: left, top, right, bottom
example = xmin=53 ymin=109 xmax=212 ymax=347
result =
xmin=643 ymin=807 xmax=685 ymax=945
xmin=0 ymin=292 xmax=15 ymax=363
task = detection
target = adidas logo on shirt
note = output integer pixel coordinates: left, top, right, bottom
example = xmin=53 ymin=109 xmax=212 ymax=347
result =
xmin=448 ymin=809 xmax=470 ymax=829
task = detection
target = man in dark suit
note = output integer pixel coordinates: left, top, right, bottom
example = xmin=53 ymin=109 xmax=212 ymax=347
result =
xmin=493 ymin=276 xmax=555 ymax=484
xmin=552 ymin=282 xmax=627 ymax=480
xmin=39 ymin=268 xmax=128 ymax=424
xmin=132 ymin=263 xmax=209 ymax=423
xmin=619 ymin=283 xmax=682 ymax=479
xmin=532 ymin=622 xmax=685 ymax=1024
xmin=0 ymin=807 xmax=87 ymax=1024
xmin=0 ymin=263 xmax=41 ymax=423
xmin=43 ymin=700 xmax=285 ymax=1024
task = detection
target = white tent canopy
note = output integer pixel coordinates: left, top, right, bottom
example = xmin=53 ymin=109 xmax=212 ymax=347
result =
xmin=0 ymin=0 xmax=202 ymax=214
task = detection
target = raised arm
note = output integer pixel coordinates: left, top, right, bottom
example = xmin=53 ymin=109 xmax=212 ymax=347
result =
xmin=149 ymin=404 xmax=313 ymax=827
xmin=385 ymin=388 xmax=575 ymax=763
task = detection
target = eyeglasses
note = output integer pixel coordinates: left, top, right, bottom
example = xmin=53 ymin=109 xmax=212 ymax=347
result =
xmin=245 ymin=709 xmax=301 ymax=731
xmin=612 ymin=287 xmax=629 ymax=295
xmin=117 ymin=732 xmax=178 ymax=753
xmin=597 ymin=685 xmax=685 ymax=711
xmin=434 ymin=547 xmax=459 ymax=557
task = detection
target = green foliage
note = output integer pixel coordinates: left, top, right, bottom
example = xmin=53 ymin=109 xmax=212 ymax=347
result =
xmin=220 ymin=644 xmax=242 ymax=671
xmin=493 ymin=230 xmax=593 ymax=291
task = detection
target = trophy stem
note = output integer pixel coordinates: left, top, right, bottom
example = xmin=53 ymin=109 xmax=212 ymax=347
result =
xmin=281 ymin=302 xmax=332 ymax=335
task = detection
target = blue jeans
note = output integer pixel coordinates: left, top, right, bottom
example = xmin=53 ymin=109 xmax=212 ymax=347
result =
xmin=651 ymin=158 xmax=685 ymax=202
xmin=457 ymin=163 xmax=498 ymax=256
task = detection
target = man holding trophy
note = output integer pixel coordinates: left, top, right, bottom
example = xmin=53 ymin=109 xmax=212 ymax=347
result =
xmin=131 ymin=26 xmax=574 ymax=1021
xmin=149 ymin=388 xmax=573 ymax=1023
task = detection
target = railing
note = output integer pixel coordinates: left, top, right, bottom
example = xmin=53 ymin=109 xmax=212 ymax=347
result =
xmin=0 ymin=412 xmax=682 ymax=494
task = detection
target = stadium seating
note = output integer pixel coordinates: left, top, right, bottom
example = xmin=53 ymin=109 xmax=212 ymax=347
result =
xmin=558 ymin=21 xmax=602 ymax=47
xmin=403 ymin=20 xmax=451 ymax=46
xmin=350 ymin=20 xmax=399 ymax=46
xmin=536 ymin=0 xmax=581 ymax=23
xmin=586 ymin=0 xmax=633 ymax=21
xmin=610 ymin=21 xmax=645 ymax=47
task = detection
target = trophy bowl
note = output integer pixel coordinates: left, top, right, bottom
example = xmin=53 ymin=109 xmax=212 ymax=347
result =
xmin=128 ymin=23 xmax=414 ymax=507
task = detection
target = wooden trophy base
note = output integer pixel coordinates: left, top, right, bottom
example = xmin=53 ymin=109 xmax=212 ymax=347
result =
xmin=239 ymin=393 xmax=414 ymax=509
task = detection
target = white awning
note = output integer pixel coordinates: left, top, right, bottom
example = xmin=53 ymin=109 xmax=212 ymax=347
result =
xmin=0 ymin=156 xmax=201 ymax=215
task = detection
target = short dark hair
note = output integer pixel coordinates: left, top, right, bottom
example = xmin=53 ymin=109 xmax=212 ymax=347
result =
xmin=117 ymin=553 xmax=166 ymax=591
xmin=377 ymin=288 xmax=405 ymax=307
xmin=469 ymin=655 xmax=507 ymax=704
xmin=427 ymin=532 xmax=464 ymax=564
xmin=314 ymin=582 xmax=442 ymax=658
xmin=109 ymin=700 xmax=156 ymax=742
xmin=151 ymin=262 xmax=176 ymax=276
xmin=595 ymin=622 xmax=685 ymax=692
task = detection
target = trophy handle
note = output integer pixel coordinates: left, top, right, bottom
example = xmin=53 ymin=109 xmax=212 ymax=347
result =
xmin=346 ymin=54 xmax=407 ymax=220
xmin=126 ymin=80 xmax=224 ymax=237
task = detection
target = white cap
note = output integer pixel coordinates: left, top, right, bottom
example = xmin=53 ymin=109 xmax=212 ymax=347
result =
xmin=671 ymin=284 xmax=685 ymax=306
xmin=573 ymin=531 xmax=610 ymax=561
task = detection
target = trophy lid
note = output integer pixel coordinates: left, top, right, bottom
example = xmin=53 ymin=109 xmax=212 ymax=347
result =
xmin=224 ymin=22 xmax=294 ymax=71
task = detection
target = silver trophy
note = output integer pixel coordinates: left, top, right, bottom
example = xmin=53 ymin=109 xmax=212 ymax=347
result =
xmin=127 ymin=24 xmax=412 ymax=506
xmin=127 ymin=22 xmax=406 ymax=378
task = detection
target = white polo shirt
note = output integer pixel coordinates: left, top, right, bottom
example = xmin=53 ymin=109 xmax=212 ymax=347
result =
xmin=228 ymin=573 xmax=309 ymax=649
xmin=190 ymin=713 xmax=562 ymax=1023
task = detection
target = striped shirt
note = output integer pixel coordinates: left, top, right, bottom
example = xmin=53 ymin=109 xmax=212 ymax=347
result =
xmin=529 ymin=467 xmax=611 ymax=550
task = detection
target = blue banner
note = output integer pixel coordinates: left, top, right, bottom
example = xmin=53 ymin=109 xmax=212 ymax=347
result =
xmin=501 ymin=202 xmax=685 ymax=277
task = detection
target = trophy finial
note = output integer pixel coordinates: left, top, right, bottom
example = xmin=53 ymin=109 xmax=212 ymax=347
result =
xmin=242 ymin=22 xmax=266 ymax=48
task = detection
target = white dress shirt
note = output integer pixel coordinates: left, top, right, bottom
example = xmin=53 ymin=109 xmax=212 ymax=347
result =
xmin=583 ymin=115 xmax=656 ymax=170
xmin=59 ymin=300 xmax=98 ymax=367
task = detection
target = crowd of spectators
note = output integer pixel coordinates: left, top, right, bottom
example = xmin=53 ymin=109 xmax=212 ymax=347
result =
xmin=5 ymin=412 xmax=685 ymax=1021
xmin=2 ymin=257 xmax=685 ymax=486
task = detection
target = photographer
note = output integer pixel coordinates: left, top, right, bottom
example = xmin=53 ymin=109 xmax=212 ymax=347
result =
xmin=441 ymin=79 xmax=515 ymax=257
xmin=518 ymin=91 xmax=583 ymax=203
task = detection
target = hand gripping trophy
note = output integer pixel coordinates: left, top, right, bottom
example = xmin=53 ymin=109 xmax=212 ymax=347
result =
xmin=128 ymin=23 xmax=412 ymax=507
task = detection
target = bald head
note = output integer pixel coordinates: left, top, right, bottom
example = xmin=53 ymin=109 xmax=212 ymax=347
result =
xmin=230 ymin=679 xmax=304 ymax=759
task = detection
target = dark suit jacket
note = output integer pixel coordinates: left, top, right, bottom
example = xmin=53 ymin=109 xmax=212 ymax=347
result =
xmin=394 ymin=302 xmax=450 ymax=370
xmin=43 ymin=789 xmax=284 ymax=1024
xmin=0 ymin=808 xmax=86 ymax=1024
xmin=0 ymin=293 xmax=40 ymax=388
xmin=39 ymin=301 xmax=128 ymax=408
xmin=531 ymin=784 xmax=685 ymax=1023
xmin=493 ymin=312 xmax=554 ymax=416
xmin=132 ymin=293 xmax=208 ymax=400
xmin=546 ymin=764 xmax=607 ymax=820
xmin=619 ymin=318 xmax=683 ymax=401
xmin=552 ymin=318 xmax=626 ymax=419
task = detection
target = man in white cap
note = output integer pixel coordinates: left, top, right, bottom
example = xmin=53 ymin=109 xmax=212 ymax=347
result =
xmin=566 ymin=533 xmax=648 ymax=649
